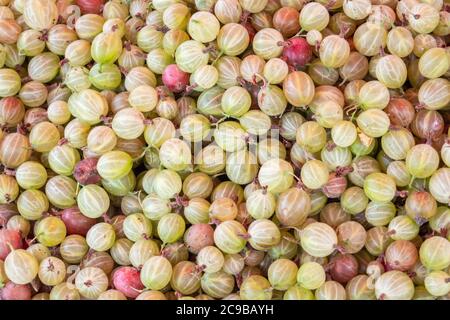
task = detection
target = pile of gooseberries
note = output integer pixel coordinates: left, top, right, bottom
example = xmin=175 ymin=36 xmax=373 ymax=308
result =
xmin=0 ymin=0 xmax=449 ymax=301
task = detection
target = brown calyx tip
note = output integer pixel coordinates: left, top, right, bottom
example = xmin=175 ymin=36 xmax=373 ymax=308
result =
xmin=56 ymin=15 xmax=64 ymax=25
xmin=335 ymin=166 xmax=354 ymax=177
xmin=14 ymin=64 xmax=24 ymax=73
xmin=401 ymin=13 xmax=408 ymax=24
xmin=395 ymin=190 xmax=408 ymax=198
xmin=195 ymin=264 xmax=206 ymax=273
xmin=209 ymin=218 xmax=221 ymax=226
xmin=101 ymin=116 xmax=113 ymax=126
xmin=135 ymin=24 xmax=145 ymax=32
xmin=143 ymin=233 xmax=151 ymax=240
xmin=277 ymin=40 xmax=289 ymax=48
xmin=46 ymin=82 xmax=61 ymax=91
xmin=175 ymin=195 xmax=189 ymax=208
xmin=339 ymin=25 xmax=350 ymax=38
xmin=38 ymin=30 xmax=49 ymax=42
xmin=202 ymin=44 xmax=217 ymax=54
xmin=16 ymin=123 xmax=27 ymax=135
xmin=245 ymin=134 xmax=258 ymax=146
xmin=69 ymin=15 xmax=77 ymax=26
xmin=333 ymin=244 xmax=347 ymax=254
xmin=156 ymin=86 xmax=170 ymax=99
xmin=183 ymin=84 xmax=197 ymax=96
xmin=261 ymin=185 xmax=268 ymax=194
xmin=240 ymin=10 xmax=251 ymax=24
xmin=414 ymin=103 xmax=425 ymax=111
xmin=385 ymin=229 xmax=395 ymax=237
xmin=58 ymin=138 xmax=69 ymax=146
xmin=326 ymin=141 xmax=337 ymax=151
xmin=119 ymin=66 xmax=129 ymax=76
xmin=21 ymin=76 xmax=32 ymax=84
xmin=47 ymin=260 xmax=55 ymax=272
xmin=282 ymin=138 xmax=292 ymax=148
xmin=157 ymin=25 xmax=170 ymax=33
xmin=160 ymin=248 xmax=169 ymax=258
xmin=102 ymin=212 xmax=112 ymax=224
xmin=238 ymin=232 xmax=251 ymax=240
xmin=3 ymin=168 xmax=16 ymax=176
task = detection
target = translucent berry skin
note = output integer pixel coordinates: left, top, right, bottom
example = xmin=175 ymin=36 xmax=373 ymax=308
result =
xmin=0 ymin=229 xmax=22 ymax=260
xmin=0 ymin=282 xmax=32 ymax=300
xmin=329 ymin=254 xmax=359 ymax=285
xmin=282 ymin=37 xmax=312 ymax=69
xmin=61 ymin=206 xmax=97 ymax=236
xmin=76 ymin=0 xmax=105 ymax=14
xmin=183 ymin=223 xmax=215 ymax=254
xmin=162 ymin=64 xmax=190 ymax=93
xmin=112 ymin=266 xmax=144 ymax=298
